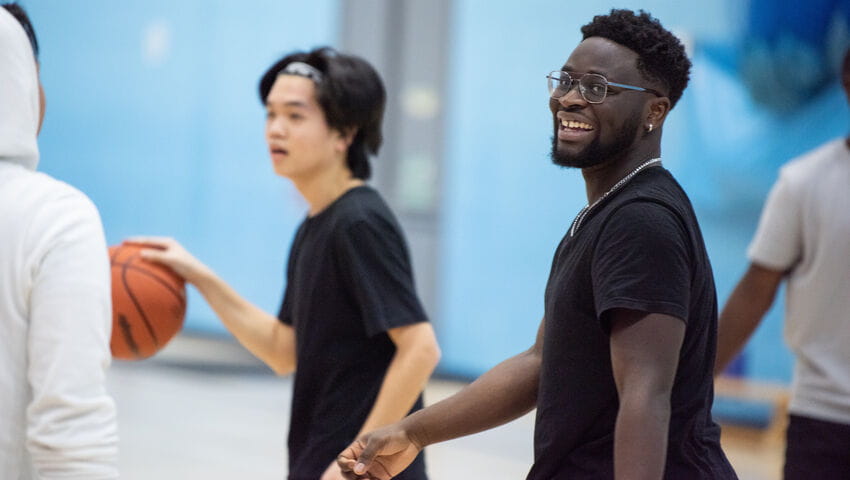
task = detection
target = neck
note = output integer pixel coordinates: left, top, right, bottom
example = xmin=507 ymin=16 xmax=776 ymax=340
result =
xmin=581 ymin=144 xmax=661 ymax=204
xmin=293 ymin=162 xmax=364 ymax=216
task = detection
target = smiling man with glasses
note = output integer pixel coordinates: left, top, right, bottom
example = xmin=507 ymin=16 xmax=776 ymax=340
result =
xmin=339 ymin=9 xmax=737 ymax=480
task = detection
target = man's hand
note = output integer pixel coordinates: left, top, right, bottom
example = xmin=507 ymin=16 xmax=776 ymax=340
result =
xmin=337 ymin=425 xmax=422 ymax=480
xmin=126 ymin=236 xmax=212 ymax=285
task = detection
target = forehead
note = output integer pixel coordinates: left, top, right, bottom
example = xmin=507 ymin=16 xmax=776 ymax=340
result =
xmin=563 ymin=37 xmax=641 ymax=82
xmin=266 ymin=74 xmax=319 ymax=107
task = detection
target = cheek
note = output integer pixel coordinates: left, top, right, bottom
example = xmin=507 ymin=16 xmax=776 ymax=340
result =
xmin=548 ymin=98 xmax=560 ymax=115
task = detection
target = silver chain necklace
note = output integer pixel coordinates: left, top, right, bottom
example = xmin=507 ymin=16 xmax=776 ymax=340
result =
xmin=569 ymin=157 xmax=662 ymax=237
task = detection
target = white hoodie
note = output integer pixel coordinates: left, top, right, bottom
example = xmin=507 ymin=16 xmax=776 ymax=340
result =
xmin=0 ymin=8 xmax=119 ymax=479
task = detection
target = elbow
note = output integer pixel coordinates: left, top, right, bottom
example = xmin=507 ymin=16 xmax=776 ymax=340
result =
xmin=411 ymin=335 xmax=442 ymax=374
xmin=428 ymin=342 xmax=442 ymax=370
xmin=27 ymin=396 xmax=119 ymax=478
xmin=269 ymin=358 xmax=296 ymax=377
xmin=618 ymin=385 xmax=672 ymax=419
xmin=390 ymin=323 xmax=441 ymax=375
xmin=272 ymin=364 xmax=295 ymax=377
xmin=406 ymin=324 xmax=442 ymax=371
xmin=418 ymin=338 xmax=441 ymax=373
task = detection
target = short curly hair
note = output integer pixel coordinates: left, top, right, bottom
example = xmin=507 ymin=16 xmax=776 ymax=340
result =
xmin=581 ymin=9 xmax=691 ymax=108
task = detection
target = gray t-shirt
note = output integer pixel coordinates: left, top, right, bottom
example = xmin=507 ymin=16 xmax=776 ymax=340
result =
xmin=748 ymin=138 xmax=850 ymax=425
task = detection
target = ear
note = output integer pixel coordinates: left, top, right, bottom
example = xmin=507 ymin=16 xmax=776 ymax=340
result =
xmin=334 ymin=127 xmax=357 ymax=153
xmin=644 ymin=97 xmax=671 ymax=134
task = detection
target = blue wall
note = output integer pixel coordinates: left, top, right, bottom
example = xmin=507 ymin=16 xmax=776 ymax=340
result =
xmin=27 ymin=0 xmax=339 ymax=334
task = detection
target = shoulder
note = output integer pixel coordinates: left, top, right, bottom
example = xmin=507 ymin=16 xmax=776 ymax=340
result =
xmin=326 ymin=189 xmax=411 ymax=258
xmin=596 ymin=192 xmax=691 ymax=258
xmin=608 ymin=169 xmax=691 ymax=230
xmin=781 ymin=138 xmax=846 ymax=185
xmin=605 ymin=199 xmax=685 ymax=235
xmin=1 ymin=167 xmax=101 ymax=228
xmin=31 ymin=173 xmax=103 ymax=228
xmin=25 ymin=175 xmax=104 ymax=263
xmin=332 ymin=186 xmax=400 ymax=233
xmin=631 ymin=167 xmax=688 ymax=200
xmin=0 ymin=169 xmax=107 ymax=280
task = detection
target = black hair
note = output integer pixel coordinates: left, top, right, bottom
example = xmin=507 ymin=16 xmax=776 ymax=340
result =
xmin=2 ymin=3 xmax=39 ymax=59
xmin=581 ymin=9 xmax=691 ymax=108
xmin=258 ymin=47 xmax=386 ymax=180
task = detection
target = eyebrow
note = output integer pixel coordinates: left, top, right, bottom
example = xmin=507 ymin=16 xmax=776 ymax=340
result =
xmin=562 ymin=66 xmax=610 ymax=77
xmin=265 ymin=100 xmax=311 ymax=109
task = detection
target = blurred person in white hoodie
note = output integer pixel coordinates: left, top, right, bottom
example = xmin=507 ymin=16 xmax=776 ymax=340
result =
xmin=0 ymin=3 xmax=118 ymax=479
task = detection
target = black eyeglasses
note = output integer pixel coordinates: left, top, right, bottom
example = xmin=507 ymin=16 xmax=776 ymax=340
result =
xmin=546 ymin=71 xmax=664 ymax=104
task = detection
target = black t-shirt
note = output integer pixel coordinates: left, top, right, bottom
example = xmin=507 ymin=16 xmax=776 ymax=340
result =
xmin=527 ymin=167 xmax=737 ymax=479
xmin=278 ymin=186 xmax=428 ymax=480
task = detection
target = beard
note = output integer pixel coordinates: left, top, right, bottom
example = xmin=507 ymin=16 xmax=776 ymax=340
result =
xmin=550 ymin=111 xmax=642 ymax=169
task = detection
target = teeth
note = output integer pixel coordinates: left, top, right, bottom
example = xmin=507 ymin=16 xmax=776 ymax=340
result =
xmin=561 ymin=119 xmax=593 ymax=130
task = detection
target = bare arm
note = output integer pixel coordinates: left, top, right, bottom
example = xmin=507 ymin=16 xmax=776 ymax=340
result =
xmin=358 ymin=322 xmax=441 ymax=436
xmin=404 ymin=317 xmax=543 ymax=446
xmin=338 ymin=319 xmax=545 ymax=479
xmin=609 ymin=309 xmax=685 ymax=480
xmin=714 ymin=263 xmax=784 ymax=375
xmin=133 ymin=237 xmax=296 ymax=375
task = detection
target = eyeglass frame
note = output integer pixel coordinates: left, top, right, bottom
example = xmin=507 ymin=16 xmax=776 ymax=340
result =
xmin=546 ymin=70 xmax=664 ymax=104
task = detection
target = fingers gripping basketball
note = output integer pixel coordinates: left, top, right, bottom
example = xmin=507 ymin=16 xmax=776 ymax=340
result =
xmin=109 ymin=243 xmax=187 ymax=360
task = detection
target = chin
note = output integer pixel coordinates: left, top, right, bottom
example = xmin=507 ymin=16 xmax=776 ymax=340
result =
xmin=273 ymin=165 xmax=295 ymax=179
xmin=550 ymin=138 xmax=603 ymax=169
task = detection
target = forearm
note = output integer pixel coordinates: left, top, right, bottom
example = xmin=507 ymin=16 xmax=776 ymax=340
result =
xmin=402 ymin=347 xmax=540 ymax=448
xmin=614 ymin=394 xmax=670 ymax=480
xmin=192 ymin=271 xmax=295 ymax=375
xmin=715 ymin=264 xmax=782 ymax=375
xmin=359 ymin=340 xmax=440 ymax=436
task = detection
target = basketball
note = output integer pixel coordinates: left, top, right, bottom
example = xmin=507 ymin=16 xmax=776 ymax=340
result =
xmin=109 ymin=243 xmax=187 ymax=360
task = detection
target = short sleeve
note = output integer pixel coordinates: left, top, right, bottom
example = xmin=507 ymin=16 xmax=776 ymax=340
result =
xmin=747 ymin=169 xmax=801 ymax=271
xmin=277 ymin=281 xmax=294 ymax=326
xmin=277 ymin=257 xmax=295 ymax=326
xmin=335 ymin=218 xmax=428 ymax=337
xmin=592 ymin=201 xmax=691 ymax=329
xmin=277 ymin=222 xmax=307 ymax=326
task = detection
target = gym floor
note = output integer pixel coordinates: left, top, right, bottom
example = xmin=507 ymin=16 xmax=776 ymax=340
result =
xmin=108 ymin=335 xmax=782 ymax=479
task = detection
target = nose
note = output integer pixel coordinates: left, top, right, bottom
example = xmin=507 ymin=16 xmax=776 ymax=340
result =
xmin=266 ymin=116 xmax=287 ymax=139
xmin=555 ymin=80 xmax=586 ymax=107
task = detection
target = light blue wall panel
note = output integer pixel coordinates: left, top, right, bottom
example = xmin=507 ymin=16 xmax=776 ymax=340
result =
xmin=26 ymin=0 xmax=340 ymax=334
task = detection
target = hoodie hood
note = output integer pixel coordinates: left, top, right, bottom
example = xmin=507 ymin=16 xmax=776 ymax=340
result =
xmin=0 ymin=7 xmax=40 ymax=171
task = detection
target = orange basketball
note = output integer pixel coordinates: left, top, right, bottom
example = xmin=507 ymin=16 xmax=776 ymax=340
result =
xmin=109 ymin=243 xmax=187 ymax=360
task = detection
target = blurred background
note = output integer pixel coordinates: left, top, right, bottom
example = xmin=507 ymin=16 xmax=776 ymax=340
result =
xmin=20 ymin=0 xmax=850 ymax=478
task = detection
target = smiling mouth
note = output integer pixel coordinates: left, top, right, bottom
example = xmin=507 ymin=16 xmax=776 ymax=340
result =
xmin=560 ymin=119 xmax=594 ymax=131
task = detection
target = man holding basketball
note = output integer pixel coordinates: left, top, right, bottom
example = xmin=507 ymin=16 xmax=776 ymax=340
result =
xmin=0 ymin=3 xmax=119 ymax=479
xmin=338 ymin=9 xmax=736 ymax=480
xmin=139 ymin=48 xmax=440 ymax=480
